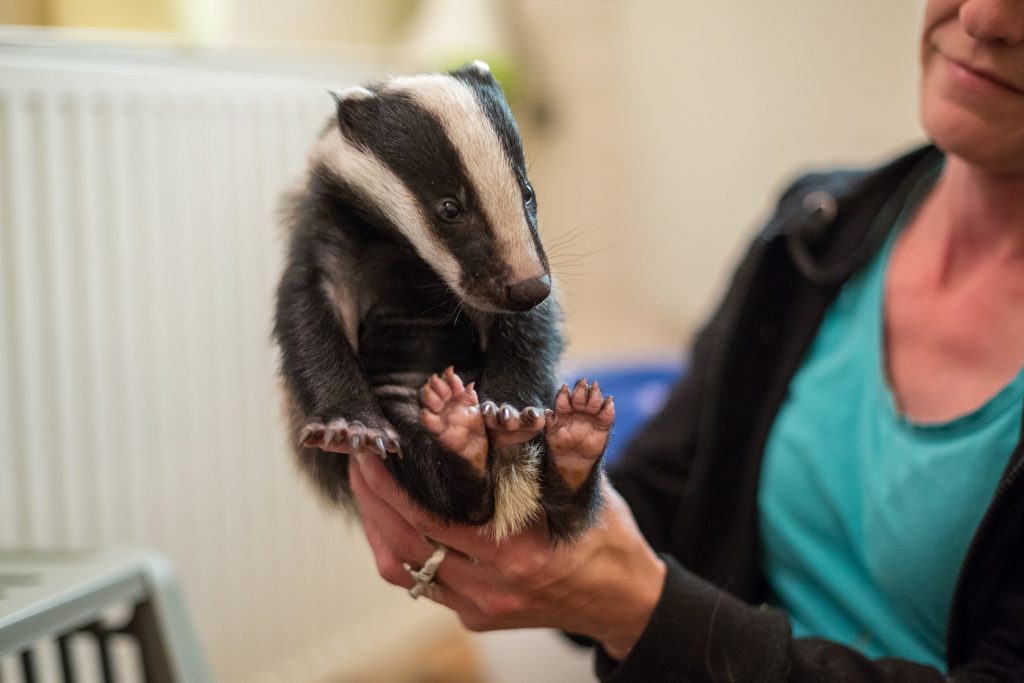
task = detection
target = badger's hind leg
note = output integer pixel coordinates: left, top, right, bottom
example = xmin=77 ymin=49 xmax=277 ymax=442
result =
xmin=418 ymin=367 xmax=489 ymax=474
xmin=546 ymin=379 xmax=615 ymax=486
xmin=417 ymin=368 xmax=545 ymax=537
xmin=481 ymin=402 xmax=546 ymax=447
xmin=541 ymin=379 xmax=615 ymax=539
xmin=391 ymin=367 xmax=493 ymax=524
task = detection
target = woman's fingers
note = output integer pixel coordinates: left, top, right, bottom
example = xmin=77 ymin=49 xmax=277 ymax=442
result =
xmin=349 ymin=454 xmax=505 ymax=587
xmin=352 ymin=454 xmax=663 ymax=652
xmin=349 ymin=456 xmax=436 ymax=586
xmin=350 ymin=458 xmax=505 ymax=617
xmin=351 ymin=451 xmax=508 ymax=562
xmin=349 ymin=451 xmax=575 ymax=630
xmin=360 ymin=512 xmax=417 ymax=591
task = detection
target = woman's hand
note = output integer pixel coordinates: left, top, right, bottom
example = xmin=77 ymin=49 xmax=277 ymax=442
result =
xmin=348 ymin=451 xmax=667 ymax=660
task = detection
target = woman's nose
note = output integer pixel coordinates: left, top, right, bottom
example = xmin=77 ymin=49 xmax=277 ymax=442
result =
xmin=959 ymin=0 xmax=1024 ymax=45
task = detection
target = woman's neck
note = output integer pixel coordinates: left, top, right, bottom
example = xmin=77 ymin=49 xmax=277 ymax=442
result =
xmin=884 ymin=152 xmax=1024 ymax=422
xmin=931 ymin=155 xmax=1024 ymax=251
xmin=918 ymin=154 xmax=1024 ymax=280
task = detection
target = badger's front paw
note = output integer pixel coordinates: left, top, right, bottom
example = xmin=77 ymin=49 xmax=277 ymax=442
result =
xmin=481 ymin=402 xmax=546 ymax=448
xmin=299 ymin=418 xmax=400 ymax=459
xmin=419 ymin=367 xmax=488 ymax=474
xmin=544 ymin=379 xmax=615 ymax=490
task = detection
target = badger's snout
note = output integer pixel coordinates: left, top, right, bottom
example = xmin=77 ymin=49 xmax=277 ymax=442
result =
xmin=506 ymin=274 xmax=551 ymax=311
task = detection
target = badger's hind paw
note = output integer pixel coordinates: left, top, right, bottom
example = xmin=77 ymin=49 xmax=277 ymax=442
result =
xmin=544 ymin=379 xmax=615 ymax=490
xmin=481 ymin=402 xmax=545 ymax=448
xmin=300 ymin=418 xmax=400 ymax=459
xmin=419 ymin=367 xmax=488 ymax=474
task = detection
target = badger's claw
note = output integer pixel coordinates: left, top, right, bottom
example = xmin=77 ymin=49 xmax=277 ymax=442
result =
xmin=298 ymin=424 xmax=320 ymax=447
xmin=482 ymin=400 xmax=546 ymax=447
xmin=419 ymin=368 xmax=488 ymax=474
xmin=300 ymin=418 xmax=400 ymax=459
xmin=545 ymin=379 xmax=614 ymax=491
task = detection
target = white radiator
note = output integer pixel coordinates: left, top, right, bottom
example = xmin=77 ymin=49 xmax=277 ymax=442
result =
xmin=0 ymin=30 xmax=452 ymax=682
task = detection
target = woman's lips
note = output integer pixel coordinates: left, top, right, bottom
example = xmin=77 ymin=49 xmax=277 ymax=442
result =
xmin=943 ymin=54 xmax=1024 ymax=96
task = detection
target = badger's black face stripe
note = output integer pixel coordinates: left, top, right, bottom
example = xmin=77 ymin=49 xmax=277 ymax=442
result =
xmin=336 ymin=91 xmax=513 ymax=289
xmin=338 ymin=95 xmax=472 ymax=210
xmin=337 ymin=92 xmax=473 ymax=204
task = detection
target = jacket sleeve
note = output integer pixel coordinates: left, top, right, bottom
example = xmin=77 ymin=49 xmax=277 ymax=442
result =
xmin=593 ymin=552 xmax=1024 ymax=681
xmin=592 ymin=555 xmax=947 ymax=682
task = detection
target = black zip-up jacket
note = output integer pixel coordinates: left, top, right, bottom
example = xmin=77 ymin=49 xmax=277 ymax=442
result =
xmin=596 ymin=146 xmax=1024 ymax=681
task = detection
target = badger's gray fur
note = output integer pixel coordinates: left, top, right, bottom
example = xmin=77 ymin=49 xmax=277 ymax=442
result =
xmin=274 ymin=62 xmax=606 ymax=541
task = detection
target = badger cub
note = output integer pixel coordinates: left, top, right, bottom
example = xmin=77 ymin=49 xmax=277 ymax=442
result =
xmin=275 ymin=62 xmax=613 ymax=541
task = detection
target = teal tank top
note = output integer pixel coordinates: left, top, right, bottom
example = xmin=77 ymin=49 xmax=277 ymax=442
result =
xmin=757 ymin=168 xmax=1024 ymax=669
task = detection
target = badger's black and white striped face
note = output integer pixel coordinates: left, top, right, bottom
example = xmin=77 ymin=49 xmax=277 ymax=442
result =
xmin=314 ymin=62 xmax=550 ymax=314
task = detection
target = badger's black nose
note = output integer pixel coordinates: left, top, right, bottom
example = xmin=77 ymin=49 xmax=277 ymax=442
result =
xmin=506 ymin=274 xmax=552 ymax=311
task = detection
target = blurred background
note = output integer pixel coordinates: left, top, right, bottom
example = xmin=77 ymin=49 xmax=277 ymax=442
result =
xmin=0 ymin=1 xmax=924 ymax=681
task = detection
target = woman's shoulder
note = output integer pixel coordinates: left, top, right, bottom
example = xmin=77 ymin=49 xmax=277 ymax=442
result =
xmin=768 ymin=144 xmax=942 ymax=233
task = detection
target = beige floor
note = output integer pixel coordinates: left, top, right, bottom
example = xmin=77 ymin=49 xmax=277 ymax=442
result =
xmin=335 ymin=624 xmax=484 ymax=683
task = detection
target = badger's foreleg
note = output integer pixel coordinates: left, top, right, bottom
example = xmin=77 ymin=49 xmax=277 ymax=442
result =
xmin=300 ymin=418 xmax=399 ymax=458
xmin=275 ymin=259 xmax=396 ymax=504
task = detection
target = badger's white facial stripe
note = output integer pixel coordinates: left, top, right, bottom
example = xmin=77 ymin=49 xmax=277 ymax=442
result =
xmin=312 ymin=127 xmax=462 ymax=289
xmin=386 ymin=75 xmax=545 ymax=283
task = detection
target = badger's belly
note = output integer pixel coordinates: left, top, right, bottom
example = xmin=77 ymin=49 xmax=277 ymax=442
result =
xmin=357 ymin=307 xmax=484 ymax=413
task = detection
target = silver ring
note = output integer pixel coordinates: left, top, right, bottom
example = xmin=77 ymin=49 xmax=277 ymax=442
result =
xmin=403 ymin=541 xmax=448 ymax=599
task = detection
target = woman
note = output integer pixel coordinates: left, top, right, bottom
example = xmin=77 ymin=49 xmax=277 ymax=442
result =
xmin=348 ymin=0 xmax=1024 ymax=679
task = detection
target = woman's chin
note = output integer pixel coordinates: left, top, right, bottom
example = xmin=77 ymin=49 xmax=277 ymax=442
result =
xmin=922 ymin=102 xmax=1024 ymax=175
xmin=920 ymin=64 xmax=1024 ymax=175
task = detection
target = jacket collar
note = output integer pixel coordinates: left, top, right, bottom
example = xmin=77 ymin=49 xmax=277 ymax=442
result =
xmin=773 ymin=145 xmax=945 ymax=286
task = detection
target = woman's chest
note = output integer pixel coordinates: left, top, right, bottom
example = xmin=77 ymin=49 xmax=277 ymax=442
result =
xmin=884 ymin=251 xmax=1024 ymax=423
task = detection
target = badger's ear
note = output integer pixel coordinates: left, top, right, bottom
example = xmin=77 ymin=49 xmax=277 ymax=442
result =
xmin=328 ymin=86 xmax=375 ymax=132
xmin=450 ymin=60 xmax=497 ymax=85
xmin=328 ymin=86 xmax=375 ymax=109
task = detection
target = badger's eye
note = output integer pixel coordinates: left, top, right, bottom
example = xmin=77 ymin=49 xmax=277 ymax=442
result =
xmin=437 ymin=198 xmax=463 ymax=222
xmin=523 ymin=184 xmax=535 ymax=204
